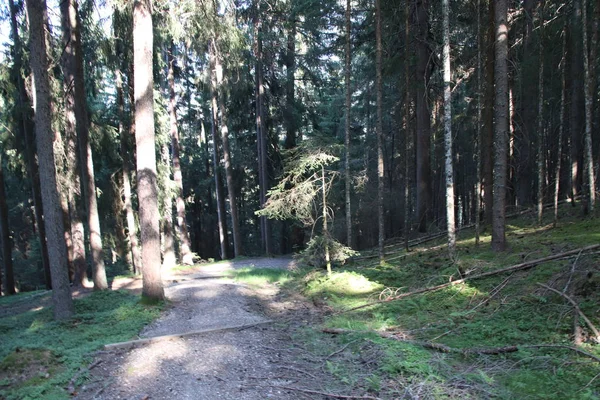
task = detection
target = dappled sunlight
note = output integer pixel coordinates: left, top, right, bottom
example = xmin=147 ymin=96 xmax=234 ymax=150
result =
xmin=121 ymin=337 xmax=190 ymax=380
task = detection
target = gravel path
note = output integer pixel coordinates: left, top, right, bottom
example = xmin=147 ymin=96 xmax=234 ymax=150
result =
xmin=74 ymin=257 xmax=348 ymax=400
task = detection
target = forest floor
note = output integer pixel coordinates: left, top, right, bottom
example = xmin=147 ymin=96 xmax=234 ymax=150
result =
xmin=72 ymin=258 xmax=370 ymax=400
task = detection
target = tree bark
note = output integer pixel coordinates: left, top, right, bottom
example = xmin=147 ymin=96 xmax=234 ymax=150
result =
xmin=344 ymin=0 xmax=352 ymax=249
xmin=536 ymin=2 xmax=545 ymax=224
xmin=482 ymin=0 xmax=495 ymax=227
xmin=554 ymin=23 xmax=567 ymax=225
xmin=0 ymin=155 xmax=15 ymax=295
xmin=404 ymin=3 xmax=411 ymax=252
xmin=210 ymin=42 xmax=230 ymax=260
xmin=27 ymin=0 xmax=74 ymax=319
xmin=9 ymin=0 xmax=51 ymax=289
xmin=492 ymin=0 xmax=509 ymax=252
xmin=160 ymin=140 xmax=176 ymax=270
xmin=570 ymin=0 xmax=584 ymax=203
xmin=134 ymin=0 xmax=164 ymax=301
xmin=475 ymin=0 xmax=482 ymax=245
xmin=60 ymin=0 xmax=89 ymax=289
xmin=254 ymin=10 xmax=273 ymax=255
xmin=582 ymin=0 xmax=597 ymax=213
xmin=442 ymin=0 xmax=455 ymax=253
xmin=62 ymin=0 xmax=107 ymax=289
xmin=414 ymin=0 xmax=432 ymax=233
xmin=167 ymin=44 xmax=194 ymax=265
xmin=375 ymin=0 xmax=385 ymax=263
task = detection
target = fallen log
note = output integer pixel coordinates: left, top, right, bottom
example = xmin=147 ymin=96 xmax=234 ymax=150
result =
xmin=340 ymin=244 xmax=600 ymax=314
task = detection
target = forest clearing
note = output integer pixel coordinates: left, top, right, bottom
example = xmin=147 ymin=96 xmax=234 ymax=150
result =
xmin=1 ymin=0 xmax=600 ymax=398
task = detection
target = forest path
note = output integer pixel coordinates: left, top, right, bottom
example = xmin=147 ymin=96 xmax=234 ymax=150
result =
xmin=74 ymin=257 xmax=336 ymax=400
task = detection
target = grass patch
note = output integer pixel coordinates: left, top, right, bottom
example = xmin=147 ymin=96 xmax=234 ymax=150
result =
xmin=230 ymin=267 xmax=291 ymax=287
xmin=0 ymin=290 xmax=161 ymax=399
xmin=296 ymin=210 xmax=600 ymax=398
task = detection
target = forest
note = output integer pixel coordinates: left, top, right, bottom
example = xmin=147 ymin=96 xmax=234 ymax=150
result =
xmin=0 ymin=0 xmax=599 ymax=398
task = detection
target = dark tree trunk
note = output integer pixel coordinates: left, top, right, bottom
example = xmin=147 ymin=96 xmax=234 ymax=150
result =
xmin=160 ymin=140 xmax=176 ymax=269
xmin=344 ymin=0 xmax=352 ymax=249
xmin=375 ymin=0 xmax=385 ymax=261
xmin=414 ymin=0 xmax=432 ymax=233
xmin=134 ymin=0 xmax=164 ymax=301
xmin=9 ymin=0 xmax=51 ymax=289
xmin=0 ymin=155 xmax=15 ymax=295
xmin=27 ymin=0 xmax=74 ymax=319
xmin=167 ymin=44 xmax=194 ymax=265
xmin=492 ymin=0 xmax=509 ymax=252
xmin=482 ymin=0 xmax=494 ymax=227
xmin=570 ymin=0 xmax=584 ymax=202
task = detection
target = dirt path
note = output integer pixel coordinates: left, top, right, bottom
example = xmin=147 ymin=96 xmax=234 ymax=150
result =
xmin=73 ymin=258 xmax=356 ymax=400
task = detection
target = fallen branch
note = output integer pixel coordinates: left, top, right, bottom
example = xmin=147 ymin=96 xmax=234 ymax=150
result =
xmin=341 ymin=244 xmax=600 ymax=313
xmin=536 ymin=283 xmax=600 ymax=343
xmin=245 ymin=383 xmax=380 ymax=399
xmin=324 ymin=328 xmax=600 ymax=363
xmin=67 ymin=360 xmax=102 ymax=394
xmin=104 ymin=320 xmax=273 ymax=350
xmin=323 ymin=328 xmax=518 ymax=355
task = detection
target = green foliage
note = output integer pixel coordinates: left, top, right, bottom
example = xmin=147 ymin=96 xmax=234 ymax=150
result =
xmin=295 ymin=214 xmax=600 ymax=398
xmin=297 ymin=235 xmax=358 ymax=269
xmin=0 ymin=291 xmax=161 ymax=399
xmin=231 ymin=267 xmax=291 ymax=287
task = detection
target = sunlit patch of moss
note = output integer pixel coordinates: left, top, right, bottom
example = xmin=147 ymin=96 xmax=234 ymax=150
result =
xmin=306 ymin=271 xmax=384 ymax=297
xmin=231 ymin=267 xmax=291 ymax=287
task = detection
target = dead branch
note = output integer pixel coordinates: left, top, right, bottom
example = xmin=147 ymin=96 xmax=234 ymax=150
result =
xmin=341 ymin=244 xmax=600 ymax=314
xmin=536 ymin=283 xmax=600 ymax=343
xmin=324 ymin=328 xmax=600 ymax=363
xmin=323 ymin=328 xmax=518 ymax=355
xmin=245 ymin=383 xmax=380 ymax=399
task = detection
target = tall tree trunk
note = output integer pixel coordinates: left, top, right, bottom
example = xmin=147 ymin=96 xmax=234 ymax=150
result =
xmin=404 ymin=1 xmax=411 ymax=251
xmin=167 ymin=45 xmax=194 ymax=265
xmin=555 ymin=23 xmax=567 ymax=225
xmin=322 ymin=166 xmax=331 ymax=275
xmin=216 ymin=65 xmax=243 ymax=258
xmin=582 ymin=0 xmax=597 ymax=213
xmin=60 ymin=0 xmax=89 ymax=288
xmin=442 ymin=0 xmax=455 ymax=253
xmin=210 ymin=43 xmax=230 ymax=260
xmin=536 ymin=2 xmax=545 ymax=224
xmin=414 ymin=0 xmax=432 ymax=233
xmin=375 ymin=0 xmax=385 ymax=262
xmin=475 ymin=0 xmax=482 ymax=245
xmin=254 ymin=11 xmax=272 ymax=255
xmin=0 ymin=155 xmax=15 ymax=295
xmin=134 ymin=0 xmax=164 ymax=301
xmin=9 ymin=0 xmax=51 ymax=289
xmin=570 ymin=0 xmax=584 ymax=203
xmin=61 ymin=0 xmax=107 ymax=289
xmin=345 ymin=0 xmax=352 ymax=249
xmin=482 ymin=0 xmax=494 ymax=227
xmin=27 ymin=0 xmax=74 ymax=319
xmin=492 ymin=0 xmax=509 ymax=252
xmin=160 ymin=141 xmax=176 ymax=269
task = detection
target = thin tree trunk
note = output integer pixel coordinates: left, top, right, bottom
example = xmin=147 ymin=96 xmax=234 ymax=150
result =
xmin=27 ymin=0 xmax=74 ymax=319
xmin=475 ymin=0 xmax=482 ymax=245
xmin=414 ymin=0 xmax=432 ymax=233
xmin=0 ymin=155 xmax=15 ymax=295
xmin=160 ymin=141 xmax=176 ymax=270
xmin=404 ymin=2 xmax=411 ymax=252
xmin=114 ymin=17 xmax=138 ymax=272
xmin=9 ymin=0 xmax=51 ymax=289
xmin=492 ymin=0 xmax=509 ymax=252
xmin=536 ymin=2 xmax=545 ymax=224
xmin=345 ymin=0 xmax=352 ymax=249
xmin=210 ymin=43 xmax=230 ymax=260
xmin=482 ymin=0 xmax=495 ymax=227
xmin=570 ymin=0 xmax=584 ymax=203
xmin=62 ymin=0 xmax=107 ymax=289
xmin=375 ymin=0 xmax=385 ymax=263
xmin=555 ymin=23 xmax=567 ymax=226
xmin=167 ymin=44 xmax=194 ymax=265
xmin=254 ymin=11 xmax=272 ymax=255
xmin=134 ymin=0 xmax=164 ymax=301
xmin=323 ymin=166 xmax=331 ymax=275
xmin=582 ymin=0 xmax=597 ymax=213
xmin=60 ymin=0 xmax=89 ymax=288
xmin=442 ymin=0 xmax=455 ymax=253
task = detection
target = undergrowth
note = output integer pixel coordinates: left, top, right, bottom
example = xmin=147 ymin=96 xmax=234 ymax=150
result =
xmin=0 ymin=290 xmax=161 ymax=400
xmin=296 ymin=210 xmax=600 ymax=399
